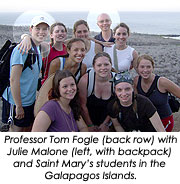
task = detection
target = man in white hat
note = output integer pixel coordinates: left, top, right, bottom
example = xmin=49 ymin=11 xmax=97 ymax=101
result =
xmin=2 ymin=15 xmax=50 ymax=132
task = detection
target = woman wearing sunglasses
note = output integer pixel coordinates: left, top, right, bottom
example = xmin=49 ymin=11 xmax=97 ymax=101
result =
xmin=107 ymin=71 xmax=165 ymax=132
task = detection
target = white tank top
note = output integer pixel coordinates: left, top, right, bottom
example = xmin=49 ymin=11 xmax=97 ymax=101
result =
xmin=82 ymin=40 xmax=96 ymax=71
xmin=104 ymin=45 xmax=134 ymax=71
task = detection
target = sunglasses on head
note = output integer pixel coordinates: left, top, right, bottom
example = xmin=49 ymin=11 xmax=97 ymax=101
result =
xmin=113 ymin=71 xmax=133 ymax=85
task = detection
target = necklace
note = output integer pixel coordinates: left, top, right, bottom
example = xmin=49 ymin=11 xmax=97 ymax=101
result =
xmin=61 ymin=108 xmax=76 ymax=132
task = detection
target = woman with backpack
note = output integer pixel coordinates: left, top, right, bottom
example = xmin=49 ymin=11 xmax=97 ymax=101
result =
xmin=107 ymin=71 xmax=165 ymax=132
xmin=134 ymin=54 xmax=180 ymax=132
xmin=2 ymin=15 xmax=50 ymax=132
xmin=19 ymin=22 xmax=68 ymax=84
xmin=78 ymin=52 xmax=115 ymax=132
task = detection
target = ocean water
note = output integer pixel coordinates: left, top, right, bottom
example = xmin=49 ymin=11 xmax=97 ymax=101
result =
xmin=0 ymin=11 xmax=180 ymax=35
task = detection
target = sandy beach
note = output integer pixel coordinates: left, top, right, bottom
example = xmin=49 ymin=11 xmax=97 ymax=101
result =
xmin=0 ymin=25 xmax=180 ymax=131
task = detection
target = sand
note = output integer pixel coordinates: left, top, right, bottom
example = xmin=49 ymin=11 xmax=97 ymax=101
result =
xmin=0 ymin=25 xmax=180 ymax=131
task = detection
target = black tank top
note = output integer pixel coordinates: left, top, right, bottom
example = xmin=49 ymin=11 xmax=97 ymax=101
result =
xmin=87 ymin=78 xmax=114 ymax=126
xmin=137 ymin=75 xmax=172 ymax=119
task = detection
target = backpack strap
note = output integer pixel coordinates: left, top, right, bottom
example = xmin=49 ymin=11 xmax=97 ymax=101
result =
xmin=113 ymin=44 xmax=119 ymax=72
xmin=87 ymin=69 xmax=95 ymax=97
xmin=59 ymin=57 xmax=65 ymax=70
xmin=111 ymin=71 xmax=116 ymax=93
xmin=74 ymin=62 xmax=82 ymax=77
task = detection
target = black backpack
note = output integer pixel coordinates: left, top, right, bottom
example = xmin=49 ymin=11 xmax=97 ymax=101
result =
xmin=0 ymin=39 xmax=37 ymax=97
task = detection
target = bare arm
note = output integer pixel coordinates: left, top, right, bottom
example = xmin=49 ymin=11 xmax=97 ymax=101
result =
xmin=131 ymin=50 xmax=138 ymax=72
xmin=78 ymin=74 xmax=94 ymax=126
xmin=159 ymin=77 xmax=180 ymax=98
xmin=95 ymin=42 xmax=103 ymax=54
xmin=10 ymin=65 xmax=24 ymax=119
xmin=149 ymin=111 xmax=166 ymax=132
xmin=98 ymin=116 xmax=111 ymax=132
xmin=18 ymin=34 xmax=49 ymax=56
xmin=18 ymin=34 xmax=32 ymax=55
xmin=81 ymin=63 xmax=87 ymax=76
xmin=111 ymin=118 xmax=125 ymax=132
xmin=48 ymin=58 xmax=61 ymax=76
xmin=76 ymin=116 xmax=89 ymax=132
xmin=133 ymin=75 xmax=139 ymax=94
xmin=32 ymin=111 xmax=51 ymax=132
xmin=90 ymin=37 xmax=113 ymax=47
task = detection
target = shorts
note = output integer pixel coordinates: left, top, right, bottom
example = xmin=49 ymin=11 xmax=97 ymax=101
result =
xmin=2 ymin=98 xmax=35 ymax=127
xmin=161 ymin=115 xmax=174 ymax=132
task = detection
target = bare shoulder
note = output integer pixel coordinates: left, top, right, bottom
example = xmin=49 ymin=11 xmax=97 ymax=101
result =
xmin=158 ymin=76 xmax=171 ymax=86
xmin=81 ymin=63 xmax=87 ymax=75
xmin=50 ymin=57 xmax=61 ymax=67
xmin=95 ymin=42 xmax=103 ymax=53
xmin=78 ymin=73 xmax=88 ymax=87
xmin=133 ymin=49 xmax=138 ymax=58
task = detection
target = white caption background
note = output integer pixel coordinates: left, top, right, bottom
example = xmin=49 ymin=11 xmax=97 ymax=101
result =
xmin=0 ymin=132 xmax=179 ymax=184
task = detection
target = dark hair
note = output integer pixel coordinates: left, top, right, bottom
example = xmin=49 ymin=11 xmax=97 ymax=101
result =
xmin=92 ymin=52 xmax=112 ymax=66
xmin=50 ymin=22 xmax=67 ymax=45
xmin=51 ymin=70 xmax=81 ymax=120
xmin=73 ymin=20 xmax=90 ymax=34
xmin=113 ymin=23 xmax=130 ymax=36
xmin=66 ymin=38 xmax=87 ymax=51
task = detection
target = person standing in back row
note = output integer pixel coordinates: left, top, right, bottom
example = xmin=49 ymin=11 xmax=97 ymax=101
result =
xmin=2 ymin=15 xmax=50 ymax=132
xmin=73 ymin=20 xmax=103 ymax=71
xmin=104 ymin=23 xmax=138 ymax=72
xmin=94 ymin=13 xmax=115 ymax=43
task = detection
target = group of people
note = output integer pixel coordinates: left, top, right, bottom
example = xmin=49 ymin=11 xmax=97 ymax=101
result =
xmin=1 ymin=13 xmax=180 ymax=132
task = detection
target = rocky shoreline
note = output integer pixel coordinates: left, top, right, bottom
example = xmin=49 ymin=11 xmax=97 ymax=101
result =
xmin=0 ymin=25 xmax=180 ymax=131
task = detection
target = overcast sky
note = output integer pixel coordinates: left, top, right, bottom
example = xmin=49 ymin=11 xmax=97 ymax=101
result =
xmin=1 ymin=0 xmax=180 ymax=12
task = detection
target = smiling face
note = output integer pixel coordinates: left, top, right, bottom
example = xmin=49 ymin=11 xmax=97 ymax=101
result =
xmin=97 ymin=13 xmax=112 ymax=32
xmin=93 ymin=56 xmax=112 ymax=78
xmin=67 ymin=41 xmax=86 ymax=63
xmin=50 ymin=25 xmax=67 ymax=43
xmin=74 ymin=24 xmax=89 ymax=40
xmin=114 ymin=26 xmax=129 ymax=46
xmin=115 ymin=82 xmax=133 ymax=106
xmin=138 ymin=59 xmax=154 ymax=79
xmin=59 ymin=76 xmax=77 ymax=101
xmin=30 ymin=23 xmax=49 ymax=44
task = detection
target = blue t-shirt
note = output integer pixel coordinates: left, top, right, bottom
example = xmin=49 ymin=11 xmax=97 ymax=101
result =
xmin=3 ymin=45 xmax=42 ymax=106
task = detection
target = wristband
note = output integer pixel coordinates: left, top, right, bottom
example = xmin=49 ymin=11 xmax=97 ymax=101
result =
xmin=105 ymin=121 xmax=113 ymax=127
